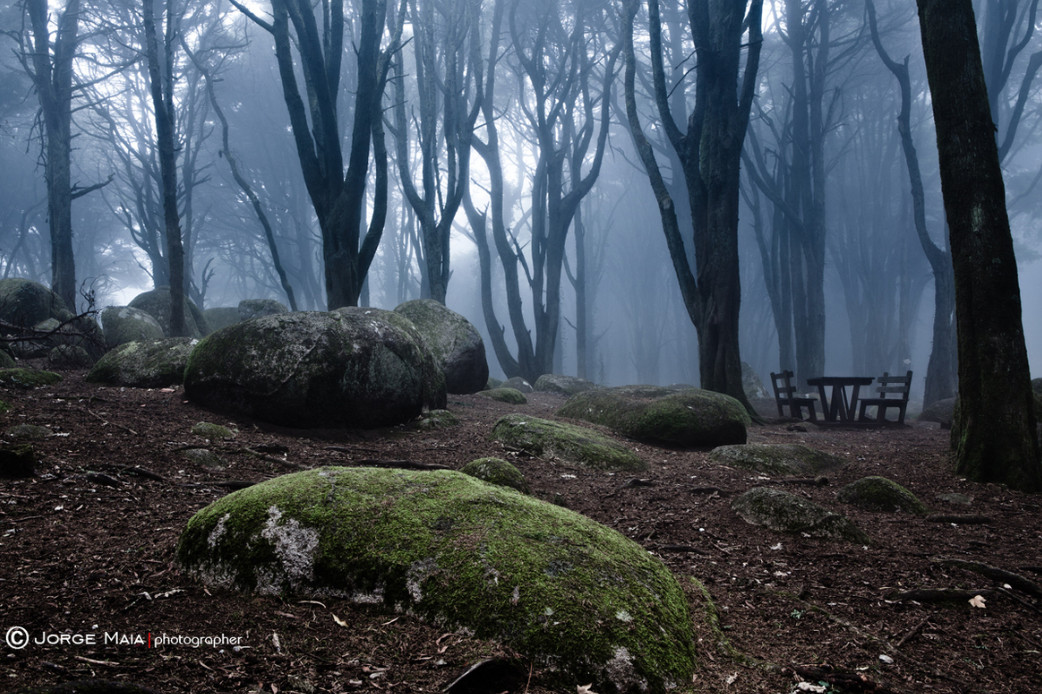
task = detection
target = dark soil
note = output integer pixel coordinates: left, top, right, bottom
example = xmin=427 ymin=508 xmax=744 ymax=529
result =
xmin=2 ymin=371 xmax=1041 ymax=693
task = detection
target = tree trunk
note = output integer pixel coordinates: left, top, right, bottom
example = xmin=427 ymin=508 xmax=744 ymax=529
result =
xmin=916 ymin=0 xmax=1041 ymax=491
xmin=143 ymin=0 xmax=185 ymax=336
xmin=26 ymin=0 xmax=80 ymax=310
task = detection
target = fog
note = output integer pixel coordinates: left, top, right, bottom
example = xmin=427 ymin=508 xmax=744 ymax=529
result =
xmin=2 ymin=0 xmax=1040 ymax=403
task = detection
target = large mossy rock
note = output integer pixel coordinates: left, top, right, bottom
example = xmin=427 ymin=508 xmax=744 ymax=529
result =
xmin=394 ymin=299 xmax=488 ymax=394
xmin=490 ymin=413 xmax=646 ymax=471
xmin=184 ymin=310 xmax=446 ymax=428
xmin=0 ymin=278 xmax=71 ymax=329
xmin=533 ymin=373 xmax=598 ymax=397
xmin=460 ymin=457 xmax=530 ymax=494
xmin=479 ymin=387 xmax=528 ymax=404
xmin=100 ymin=306 xmax=165 ymax=349
xmin=558 ymin=385 xmax=749 ymax=448
xmin=87 ymin=338 xmax=197 ymax=388
xmin=838 ymin=476 xmax=929 ymax=515
xmin=129 ymin=288 xmax=208 ymax=338
xmin=176 ymin=467 xmax=695 ymax=692
xmin=708 ymin=443 xmax=844 ymax=476
xmin=731 ymin=487 xmax=870 ymax=544
xmin=0 ymin=368 xmax=62 ymax=389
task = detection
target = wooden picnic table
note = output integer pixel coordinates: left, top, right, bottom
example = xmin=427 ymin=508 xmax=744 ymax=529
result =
xmin=806 ymin=376 xmax=875 ymax=422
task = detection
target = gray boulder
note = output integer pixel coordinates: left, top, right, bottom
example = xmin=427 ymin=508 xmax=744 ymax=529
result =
xmin=731 ymin=487 xmax=870 ymax=544
xmin=183 ymin=310 xmax=446 ymax=428
xmin=0 ymin=278 xmax=71 ymax=329
xmin=0 ymin=279 xmax=103 ymax=359
xmin=86 ymin=338 xmax=197 ymax=388
xmin=478 ymin=387 xmax=527 ymax=404
xmin=129 ymin=288 xmax=208 ymax=337
xmin=239 ymin=298 xmax=288 ymax=322
xmin=460 ymin=457 xmax=529 ymax=494
xmin=101 ymin=306 xmax=165 ymax=349
xmin=558 ymin=385 xmax=749 ymax=448
xmin=176 ymin=467 xmax=696 ymax=692
xmin=503 ymin=376 xmax=534 ymax=393
xmin=490 ymin=413 xmax=646 ymax=471
xmin=918 ymin=397 xmax=955 ymax=428
xmin=394 ymin=299 xmax=488 ymax=394
xmin=47 ymin=344 xmax=93 ymax=369
xmin=202 ymin=307 xmax=241 ymax=334
xmin=533 ymin=373 xmax=598 ymax=396
xmin=708 ymin=443 xmax=844 ymax=476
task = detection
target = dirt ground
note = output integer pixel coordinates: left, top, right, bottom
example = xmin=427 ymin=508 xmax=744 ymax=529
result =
xmin=1 ymin=370 xmax=1040 ymax=694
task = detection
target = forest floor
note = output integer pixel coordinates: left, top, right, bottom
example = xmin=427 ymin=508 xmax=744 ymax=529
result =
xmin=1 ymin=370 xmax=1041 ymax=694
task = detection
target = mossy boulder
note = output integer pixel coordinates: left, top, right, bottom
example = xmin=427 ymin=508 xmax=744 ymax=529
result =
xmin=533 ymin=374 xmax=599 ymax=397
xmin=202 ymin=307 xmax=241 ymax=334
xmin=100 ymin=306 xmax=165 ymax=349
xmin=0 ymin=368 xmax=62 ymax=389
xmin=239 ymin=298 xmax=288 ymax=322
xmin=86 ymin=338 xmax=197 ymax=388
xmin=394 ymin=299 xmax=489 ymax=394
xmin=47 ymin=344 xmax=94 ymax=369
xmin=491 ymin=413 xmax=646 ymax=472
xmin=731 ymin=487 xmax=870 ymax=544
xmin=5 ymin=424 xmax=52 ymax=441
xmin=479 ymin=387 xmax=528 ymax=405
xmin=838 ymin=476 xmax=928 ymax=515
xmin=708 ymin=443 xmax=844 ymax=476
xmin=0 ymin=350 xmax=15 ymax=369
xmin=558 ymin=385 xmax=749 ymax=448
xmin=191 ymin=421 xmax=237 ymax=441
xmin=176 ymin=466 xmax=695 ymax=692
xmin=129 ymin=288 xmax=208 ymax=338
xmin=0 ymin=399 xmax=9 ymax=415
xmin=184 ymin=310 xmax=446 ymax=429
xmin=504 ymin=377 xmax=534 ymax=393
xmin=413 ymin=409 xmax=461 ymax=430
xmin=461 ymin=457 xmax=529 ymax=494
xmin=0 ymin=278 xmax=71 ymax=329
xmin=742 ymin=362 xmax=769 ymax=400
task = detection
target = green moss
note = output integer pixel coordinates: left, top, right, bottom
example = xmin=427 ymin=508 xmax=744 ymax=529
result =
xmin=461 ymin=457 xmax=529 ymax=494
xmin=0 ymin=350 xmax=15 ymax=369
xmin=0 ymin=399 xmax=9 ymax=415
xmin=191 ymin=421 xmax=237 ymax=440
xmin=4 ymin=424 xmax=51 ymax=441
xmin=413 ymin=409 xmax=461 ymax=430
xmin=558 ymin=386 xmax=749 ymax=448
xmin=708 ymin=443 xmax=843 ymax=476
xmin=490 ymin=413 xmax=646 ymax=471
xmin=0 ymin=368 xmax=62 ymax=389
xmin=177 ymin=467 xmax=695 ymax=691
xmin=838 ymin=476 xmax=928 ymax=515
xmin=479 ymin=387 xmax=528 ymax=404
xmin=86 ymin=338 xmax=195 ymax=388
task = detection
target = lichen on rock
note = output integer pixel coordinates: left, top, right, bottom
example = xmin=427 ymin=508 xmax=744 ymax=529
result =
xmin=490 ymin=413 xmax=646 ymax=471
xmin=176 ymin=466 xmax=695 ymax=692
xmin=708 ymin=443 xmax=844 ymax=476
xmin=838 ymin=476 xmax=928 ymax=515
xmin=732 ymin=486 xmax=870 ymax=544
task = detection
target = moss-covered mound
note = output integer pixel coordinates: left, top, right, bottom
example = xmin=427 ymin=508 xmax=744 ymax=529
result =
xmin=191 ymin=421 xmax=237 ymax=441
xmin=0 ymin=278 xmax=70 ymax=329
xmin=461 ymin=457 xmax=529 ymax=494
xmin=184 ymin=310 xmax=446 ymax=429
xmin=708 ymin=443 xmax=844 ymax=476
xmin=129 ymin=288 xmax=209 ymax=338
xmin=0 ymin=350 xmax=15 ymax=369
xmin=4 ymin=424 xmax=52 ymax=441
xmin=239 ymin=299 xmax=288 ymax=321
xmin=491 ymin=413 xmax=645 ymax=471
xmin=86 ymin=338 xmax=197 ymax=388
xmin=0 ymin=368 xmax=62 ymax=389
xmin=479 ymin=387 xmax=528 ymax=404
xmin=731 ymin=487 xmax=870 ymax=544
xmin=533 ymin=374 xmax=599 ymax=396
xmin=557 ymin=385 xmax=749 ymax=448
xmin=100 ymin=306 xmax=165 ymax=349
xmin=838 ymin=476 xmax=928 ymax=515
xmin=413 ymin=409 xmax=461 ymax=430
xmin=394 ymin=299 xmax=489 ymax=394
xmin=177 ymin=467 xmax=695 ymax=692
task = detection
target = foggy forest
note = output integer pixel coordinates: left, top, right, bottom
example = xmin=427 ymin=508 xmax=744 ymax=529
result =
xmin=2 ymin=0 xmax=1041 ymax=399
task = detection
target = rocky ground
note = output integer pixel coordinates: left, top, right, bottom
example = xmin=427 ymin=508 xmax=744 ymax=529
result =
xmin=1 ymin=370 xmax=1040 ymax=693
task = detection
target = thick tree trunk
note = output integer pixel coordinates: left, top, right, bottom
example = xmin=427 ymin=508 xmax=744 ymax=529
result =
xmin=917 ymin=0 xmax=1041 ymax=491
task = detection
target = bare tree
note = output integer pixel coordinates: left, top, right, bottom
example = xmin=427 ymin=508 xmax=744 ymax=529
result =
xmin=232 ymin=0 xmax=400 ymax=309
xmin=622 ymin=0 xmax=762 ymax=408
xmin=916 ymin=0 xmax=1040 ymax=491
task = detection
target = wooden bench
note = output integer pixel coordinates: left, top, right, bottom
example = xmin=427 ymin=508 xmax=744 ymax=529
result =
xmin=770 ymin=370 xmax=818 ymax=421
xmin=857 ymin=370 xmax=913 ymax=424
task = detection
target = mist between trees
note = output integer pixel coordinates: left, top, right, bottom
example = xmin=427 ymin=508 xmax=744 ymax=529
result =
xmin=3 ymin=0 xmax=1041 ymax=399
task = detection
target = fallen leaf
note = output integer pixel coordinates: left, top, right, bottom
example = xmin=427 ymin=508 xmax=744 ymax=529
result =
xmin=969 ymin=594 xmax=987 ymax=609
xmin=333 ymin=613 xmax=349 ymax=627
xmin=577 ymin=685 xmax=597 ymax=694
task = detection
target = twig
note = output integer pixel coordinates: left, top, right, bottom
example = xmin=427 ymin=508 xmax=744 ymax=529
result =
xmin=73 ymin=655 xmax=119 ymax=666
xmin=932 ymin=556 xmax=1042 ymax=599
xmin=895 ymin=615 xmax=931 ymax=648
xmin=926 ymin=514 xmax=992 ymax=524
xmin=891 ymin=588 xmax=995 ymax=603
xmin=84 ymin=407 xmax=139 ymax=436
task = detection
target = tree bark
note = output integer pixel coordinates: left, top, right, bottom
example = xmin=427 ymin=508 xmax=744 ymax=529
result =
xmin=916 ymin=0 xmax=1041 ymax=491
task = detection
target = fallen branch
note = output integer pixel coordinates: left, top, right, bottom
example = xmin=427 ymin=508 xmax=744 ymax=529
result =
xmin=932 ymin=556 xmax=1042 ymax=600
xmin=926 ymin=514 xmax=992 ymax=524
xmin=84 ymin=407 xmax=139 ymax=436
xmin=890 ymin=588 xmax=995 ymax=603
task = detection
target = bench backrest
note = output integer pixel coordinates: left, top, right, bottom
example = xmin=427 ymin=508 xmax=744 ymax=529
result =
xmin=874 ymin=370 xmax=913 ymax=400
xmin=770 ymin=370 xmax=798 ymax=400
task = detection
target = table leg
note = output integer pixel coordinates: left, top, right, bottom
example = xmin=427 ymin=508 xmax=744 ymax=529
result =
xmin=815 ymin=384 xmax=833 ymax=421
